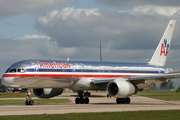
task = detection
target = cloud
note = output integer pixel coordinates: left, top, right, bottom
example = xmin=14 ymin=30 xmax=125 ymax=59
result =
xmin=0 ymin=36 xmax=62 ymax=75
xmin=94 ymin=0 xmax=180 ymax=8
xmin=130 ymin=6 xmax=180 ymax=17
xmin=13 ymin=34 xmax=51 ymax=40
xmin=34 ymin=7 xmax=180 ymax=70
xmin=0 ymin=0 xmax=77 ymax=19
xmin=35 ymin=7 xmax=180 ymax=50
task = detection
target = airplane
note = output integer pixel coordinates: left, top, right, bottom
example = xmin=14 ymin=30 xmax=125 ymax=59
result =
xmin=2 ymin=20 xmax=180 ymax=105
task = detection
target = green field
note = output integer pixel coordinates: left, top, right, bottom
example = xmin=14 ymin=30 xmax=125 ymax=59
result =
xmin=0 ymin=92 xmax=71 ymax=105
xmin=137 ymin=90 xmax=180 ymax=101
xmin=0 ymin=92 xmax=35 ymax=98
xmin=0 ymin=99 xmax=71 ymax=105
xmin=0 ymin=110 xmax=180 ymax=120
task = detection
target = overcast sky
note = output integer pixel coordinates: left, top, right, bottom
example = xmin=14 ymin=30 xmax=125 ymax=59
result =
xmin=0 ymin=0 xmax=180 ymax=87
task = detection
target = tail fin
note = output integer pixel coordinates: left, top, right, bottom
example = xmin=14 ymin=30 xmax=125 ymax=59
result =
xmin=148 ymin=20 xmax=176 ymax=66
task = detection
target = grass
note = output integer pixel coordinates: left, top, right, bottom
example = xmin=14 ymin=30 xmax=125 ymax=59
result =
xmin=137 ymin=90 xmax=180 ymax=101
xmin=0 ymin=92 xmax=35 ymax=98
xmin=0 ymin=99 xmax=71 ymax=105
xmin=0 ymin=92 xmax=71 ymax=105
xmin=0 ymin=110 xmax=180 ymax=120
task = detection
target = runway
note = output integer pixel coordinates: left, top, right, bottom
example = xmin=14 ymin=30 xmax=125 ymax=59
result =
xmin=0 ymin=93 xmax=180 ymax=116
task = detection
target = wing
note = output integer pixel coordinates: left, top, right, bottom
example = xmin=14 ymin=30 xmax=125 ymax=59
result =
xmin=91 ymin=73 xmax=180 ymax=89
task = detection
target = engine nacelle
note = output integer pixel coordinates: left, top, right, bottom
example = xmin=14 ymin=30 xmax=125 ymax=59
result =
xmin=33 ymin=88 xmax=63 ymax=98
xmin=107 ymin=80 xmax=137 ymax=98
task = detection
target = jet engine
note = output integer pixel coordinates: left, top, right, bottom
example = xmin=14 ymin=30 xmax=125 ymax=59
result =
xmin=33 ymin=88 xmax=63 ymax=98
xmin=107 ymin=80 xmax=138 ymax=98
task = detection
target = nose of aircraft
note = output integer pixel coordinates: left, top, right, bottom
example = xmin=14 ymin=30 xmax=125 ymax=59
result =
xmin=2 ymin=75 xmax=14 ymax=86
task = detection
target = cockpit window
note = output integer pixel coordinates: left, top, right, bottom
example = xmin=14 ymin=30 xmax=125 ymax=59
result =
xmin=17 ymin=68 xmax=21 ymax=72
xmin=8 ymin=68 xmax=26 ymax=73
xmin=22 ymin=69 xmax=26 ymax=73
xmin=9 ymin=69 xmax=16 ymax=73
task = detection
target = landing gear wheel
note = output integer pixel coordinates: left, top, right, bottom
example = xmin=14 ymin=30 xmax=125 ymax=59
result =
xmin=76 ymin=91 xmax=90 ymax=104
xmin=116 ymin=97 xmax=131 ymax=104
xmin=25 ymin=100 xmax=34 ymax=105
xmin=25 ymin=100 xmax=29 ymax=105
xmin=75 ymin=98 xmax=80 ymax=104
xmin=116 ymin=98 xmax=120 ymax=104
xmin=125 ymin=97 xmax=130 ymax=104
xmin=29 ymin=100 xmax=34 ymax=105
xmin=84 ymin=97 xmax=89 ymax=104
xmin=121 ymin=98 xmax=126 ymax=104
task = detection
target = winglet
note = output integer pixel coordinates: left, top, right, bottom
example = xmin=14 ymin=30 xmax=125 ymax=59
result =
xmin=148 ymin=20 xmax=176 ymax=66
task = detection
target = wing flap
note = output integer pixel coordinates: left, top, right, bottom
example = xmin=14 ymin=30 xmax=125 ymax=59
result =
xmin=129 ymin=73 xmax=180 ymax=81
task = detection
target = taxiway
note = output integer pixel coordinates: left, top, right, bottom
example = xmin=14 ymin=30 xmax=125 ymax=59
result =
xmin=0 ymin=93 xmax=180 ymax=116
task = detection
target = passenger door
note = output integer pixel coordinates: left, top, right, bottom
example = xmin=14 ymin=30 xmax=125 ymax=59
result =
xmin=31 ymin=63 xmax=39 ymax=77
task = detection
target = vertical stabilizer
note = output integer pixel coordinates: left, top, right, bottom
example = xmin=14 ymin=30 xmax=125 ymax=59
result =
xmin=148 ymin=20 xmax=176 ymax=66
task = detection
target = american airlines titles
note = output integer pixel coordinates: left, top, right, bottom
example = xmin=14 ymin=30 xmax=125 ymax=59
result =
xmin=38 ymin=61 xmax=71 ymax=69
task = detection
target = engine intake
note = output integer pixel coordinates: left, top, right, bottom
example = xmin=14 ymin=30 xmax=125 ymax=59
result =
xmin=33 ymin=88 xmax=63 ymax=98
xmin=107 ymin=80 xmax=137 ymax=98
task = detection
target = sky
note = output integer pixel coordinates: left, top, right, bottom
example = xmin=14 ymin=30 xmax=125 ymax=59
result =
xmin=1 ymin=0 xmax=180 ymax=88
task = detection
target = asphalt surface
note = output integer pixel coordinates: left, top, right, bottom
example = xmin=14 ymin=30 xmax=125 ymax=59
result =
xmin=0 ymin=92 xmax=180 ymax=116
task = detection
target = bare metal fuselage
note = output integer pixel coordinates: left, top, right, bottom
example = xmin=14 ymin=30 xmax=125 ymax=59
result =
xmin=2 ymin=60 xmax=171 ymax=90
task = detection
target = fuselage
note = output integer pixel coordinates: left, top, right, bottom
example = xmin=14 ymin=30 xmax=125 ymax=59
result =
xmin=2 ymin=59 xmax=172 ymax=89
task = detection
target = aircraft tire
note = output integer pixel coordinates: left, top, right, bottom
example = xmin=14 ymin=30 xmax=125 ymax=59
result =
xmin=75 ymin=98 xmax=80 ymax=104
xmin=125 ymin=97 xmax=130 ymax=104
xmin=84 ymin=97 xmax=89 ymax=104
xmin=29 ymin=100 xmax=34 ymax=105
xmin=116 ymin=98 xmax=121 ymax=104
xmin=25 ymin=100 xmax=29 ymax=105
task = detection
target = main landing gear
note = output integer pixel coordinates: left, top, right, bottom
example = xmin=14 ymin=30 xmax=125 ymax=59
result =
xmin=107 ymin=94 xmax=131 ymax=104
xmin=116 ymin=97 xmax=131 ymax=104
xmin=75 ymin=91 xmax=90 ymax=104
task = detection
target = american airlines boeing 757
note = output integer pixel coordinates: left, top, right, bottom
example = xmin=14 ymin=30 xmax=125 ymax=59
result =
xmin=2 ymin=20 xmax=180 ymax=105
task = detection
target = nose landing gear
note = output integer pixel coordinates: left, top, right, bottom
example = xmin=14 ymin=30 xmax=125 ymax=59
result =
xmin=25 ymin=90 xmax=34 ymax=105
xmin=25 ymin=100 xmax=34 ymax=105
